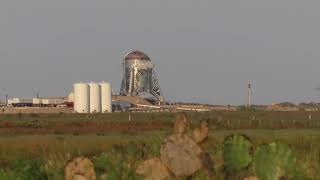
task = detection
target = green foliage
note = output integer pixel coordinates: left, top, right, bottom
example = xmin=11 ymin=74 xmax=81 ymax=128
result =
xmin=93 ymin=146 xmax=142 ymax=180
xmin=126 ymin=142 xmax=143 ymax=160
xmin=0 ymin=169 xmax=16 ymax=180
xmin=102 ymin=159 xmax=139 ymax=180
xmin=0 ymin=111 xmax=318 ymax=179
xmin=40 ymin=154 xmax=66 ymax=180
xmin=40 ymin=165 xmax=63 ymax=180
xmin=10 ymin=158 xmax=48 ymax=180
xmin=1 ymin=111 xmax=320 ymax=132
xmin=15 ymin=120 xmax=41 ymax=128
xmin=237 ymin=106 xmax=262 ymax=112
xmin=93 ymin=153 xmax=109 ymax=174
xmin=223 ymin=135 xmax=252 ymax=172
xmin=147 ymin=135 xmax=163 ymax=156
xmin=191 ymin=169 xmax=212 ymax=180
xmin=253 ymin=142 xmax=296 ymax=180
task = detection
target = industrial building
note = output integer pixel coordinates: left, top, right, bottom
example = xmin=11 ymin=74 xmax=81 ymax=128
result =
xmin=71 ymin=51 xmax=166 ymax=113
xmin=7 ymin=97 xmax=69 ymax=107
xmin=120 ymin=50 xmax=164 ymax=104
xmin=0 ymin=49 xmax=222 ymax=113
xmin=1 ymin=50 xmax=173 ymax=113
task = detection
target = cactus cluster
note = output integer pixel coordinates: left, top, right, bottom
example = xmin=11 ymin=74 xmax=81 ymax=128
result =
xmin=60 ymin=115 xmax=299 ymax=180
xmin=63 ymin=113 xmax=212 ymax=180
xmin=137 ymin=112 xmax=213 ymax=179
xmin=223 ymin=135 xmax=252 ymax=172
xmin=253 ymin=142 xmax=296 ymax=180
xmin=222 ymin=135 xmax=297 ymax=180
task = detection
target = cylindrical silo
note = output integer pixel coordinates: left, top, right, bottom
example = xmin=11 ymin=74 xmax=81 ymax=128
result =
xmin=89 ymin=82 xmax=102 ymax=113
xmin=100 ymin=82 xmax=112 ymax=113
xmin=74 ymin=83 xmax=90 ymax=113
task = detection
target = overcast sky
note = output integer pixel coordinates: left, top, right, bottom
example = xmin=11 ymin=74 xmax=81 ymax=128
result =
xmin=0 ymin=0 xmax=319 ymax=105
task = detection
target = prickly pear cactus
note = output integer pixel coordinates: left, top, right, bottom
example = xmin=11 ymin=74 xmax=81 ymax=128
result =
xmin=244 ymin=176 xmax=259 ymax=180
xmin=193 ymin=121 xmax=209 ymax=143
xmin=64 ymin=156 xmax=96 ymax=180
xmin=173 ymin=112 xmax=188 ymax=135
xmin=136 ymin=158 xmax=172 ymax=180
xmin=253 ymin=142 xmax=296 ymax=180
xmin=223 ymin=135 xmax=252 ymax=172
xmin=161 ymin=113 xmax=201 ymax=177
xmin=137 ymin=112 xmax=212 ymax=179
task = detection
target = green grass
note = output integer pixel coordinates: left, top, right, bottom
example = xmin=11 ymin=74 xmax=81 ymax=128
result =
xmin=0 ymin=129 xmax=318 ymax=179
xmin=0 ymin=111 xmax=320 ymax=136
xmin=0 ymin=112 xmax=319 ymax=179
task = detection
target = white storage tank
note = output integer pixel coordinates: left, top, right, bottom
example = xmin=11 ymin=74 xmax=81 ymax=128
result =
xmin=74 ymin=83 xmax=90 ymax=113
xmin=89 ymin=82 xmax=102 ymax=113
xmin=100 ymin=82 xmax=112 ymax=113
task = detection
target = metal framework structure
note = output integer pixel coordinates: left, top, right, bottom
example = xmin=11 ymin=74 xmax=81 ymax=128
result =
xmin=120 ymin=50 xmax=164 ymax=103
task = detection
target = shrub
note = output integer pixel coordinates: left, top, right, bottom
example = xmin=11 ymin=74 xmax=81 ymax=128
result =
xmin=0 ymin=169 xmax=16 ymax=180
xmin=93 ymin=153 xmax=110 ymax=175
xmin=148 ymin=135 xmax=163 ymax=156
xmin=126 ymin=142 xmax=144 ymax=160
xmin=93 ymin=146 xmax=140 ymax=180
xmin=10 ymin=158 xmax=48 ymax=180
xmin=41 ymin=153 xmax=70 ymax=180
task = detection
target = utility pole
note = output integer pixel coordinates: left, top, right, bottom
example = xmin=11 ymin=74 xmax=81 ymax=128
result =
xmin=247 ymin=82 xmax=252 ymax=109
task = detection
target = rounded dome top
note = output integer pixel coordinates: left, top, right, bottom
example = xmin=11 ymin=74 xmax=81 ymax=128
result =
xmin=124 ymin=50 xmax=151 ymax=61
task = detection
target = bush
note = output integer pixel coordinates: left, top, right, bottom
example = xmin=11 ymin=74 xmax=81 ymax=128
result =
xmin=0 ymin=169 xmax=16 ymax=180
xmin=92 ymin=145 xmax=142 ymax=180
xmin=126 ymin=142 xmax=144 ymax=161
xmin=10 ymin=158 xmax=48 ymax=180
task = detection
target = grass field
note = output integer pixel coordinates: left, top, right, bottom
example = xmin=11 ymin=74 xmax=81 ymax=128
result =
xmin=0 ymin=111 xmax=319 ymax=179
xmin=0 ymin=111 xmax=319 ymax=134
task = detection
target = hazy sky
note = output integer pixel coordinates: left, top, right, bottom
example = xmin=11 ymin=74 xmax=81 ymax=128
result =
xmin=0 ymin=1 xmax=320 ymax=105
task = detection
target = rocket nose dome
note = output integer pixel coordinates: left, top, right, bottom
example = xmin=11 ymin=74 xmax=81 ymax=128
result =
xmin=124 ymin=50 xmax=151 ymax=61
